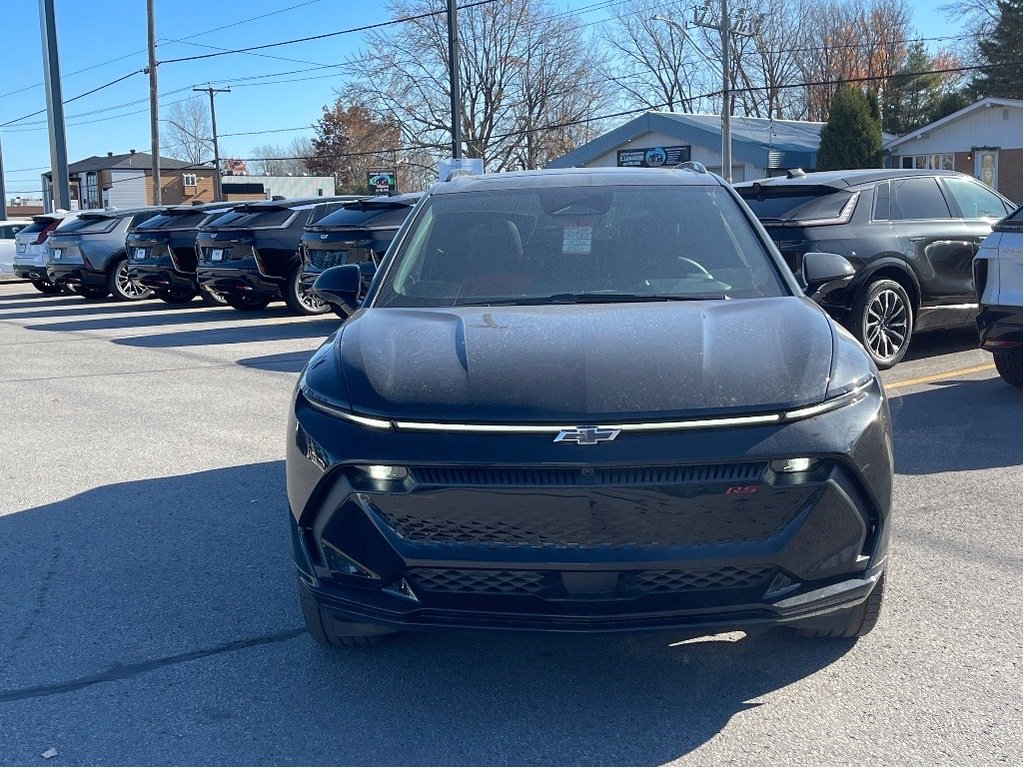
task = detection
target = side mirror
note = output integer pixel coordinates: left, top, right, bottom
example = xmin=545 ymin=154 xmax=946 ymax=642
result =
xmin=802 ymin=252 xmax=855 ymax=298
xmin=313 ymin=264 xmax=362 ymax=314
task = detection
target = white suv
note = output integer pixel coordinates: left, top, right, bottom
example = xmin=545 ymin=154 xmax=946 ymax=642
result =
xmin=0 ymin=219 xmax=31 ymax=277
xmin=974 ymin=207 xmax=1022 ymax=386
xmin=12 ymin=211 xmax=77 ymax=293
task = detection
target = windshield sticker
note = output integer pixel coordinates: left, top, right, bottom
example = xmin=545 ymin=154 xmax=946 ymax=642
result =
xmin=562 ymin=218 xmax=593 ymax=255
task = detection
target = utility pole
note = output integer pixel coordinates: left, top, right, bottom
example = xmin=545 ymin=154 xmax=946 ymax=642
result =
xmin=0 ymin=136 xmax=7 ymax=220
xmin=193 ymin=85 xmax=230 ymax=201
xmin=38 ymin=0 xmax=70 ymax=211
xmin=147 ymin=0 xmax=161 ymax=205
xmin=447 ymin=0 xmax=461 ymax=159
xmin=689 ymin=0 xmax=757 ymax=183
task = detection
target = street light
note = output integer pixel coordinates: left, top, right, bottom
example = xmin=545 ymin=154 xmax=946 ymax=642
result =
xmin=652 ymin=10 xmax=732 ymax=182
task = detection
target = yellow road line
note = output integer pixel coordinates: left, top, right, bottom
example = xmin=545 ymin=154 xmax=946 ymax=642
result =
xmin=886 ymin=363 xmax=995 ymax=390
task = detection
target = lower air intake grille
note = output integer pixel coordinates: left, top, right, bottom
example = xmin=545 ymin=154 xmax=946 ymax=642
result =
xmin=414 ymin=462 xmax=766 ymax=487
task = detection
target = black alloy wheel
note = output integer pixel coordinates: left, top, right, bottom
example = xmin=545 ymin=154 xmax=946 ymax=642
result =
xmin=31 ymin=279 xmax=63 ymax=295
xmin=225 ymin=294 xmax=272 ymax=311
xmin=851 ymin=279 xmax=913 ymax=369
xmin=284 ymin=265 xmax=331 ymax=316
xmin=107 ymin=257 xmax=153 ymax=301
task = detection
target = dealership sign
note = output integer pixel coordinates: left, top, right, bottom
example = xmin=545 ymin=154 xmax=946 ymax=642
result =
xmin=616 ymin=145 xmax=691 ymax=167
xmin=367 ymin=168 xmax=397 ymax=195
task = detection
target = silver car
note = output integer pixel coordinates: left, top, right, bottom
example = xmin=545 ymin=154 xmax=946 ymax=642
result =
xmin=13 ymin=211 xmax=77 ymax=294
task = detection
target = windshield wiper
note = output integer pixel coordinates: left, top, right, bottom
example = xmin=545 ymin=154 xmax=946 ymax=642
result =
xmin=459 ymin=292 xmax=727 ymax=306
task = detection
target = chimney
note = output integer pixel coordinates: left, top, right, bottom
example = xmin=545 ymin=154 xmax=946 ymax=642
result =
xmin=130 ymin=149 xmax=136 ymax=154
xmin=107 ymin=152 xmax=113 ymax=157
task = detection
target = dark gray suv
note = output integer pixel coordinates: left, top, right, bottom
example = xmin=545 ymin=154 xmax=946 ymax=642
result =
xmin=736 ymin=169 xmax=1015 ymax=368
xmin=48 ymin=207 xmax=163 ymax=301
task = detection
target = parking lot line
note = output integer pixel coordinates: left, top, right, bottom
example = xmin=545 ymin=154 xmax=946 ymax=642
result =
xmin=886 ymin=363 xmax=996 ymax=390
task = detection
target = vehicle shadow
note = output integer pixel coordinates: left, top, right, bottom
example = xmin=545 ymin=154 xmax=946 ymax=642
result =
xmin=113 ymin=318 xmax=341 ymax=347
xmin=890 ymin=375 xmax=1022 ymax=474
xmin=902 ymin=325 xmax=980 ymax=362
xmin=23 ymin=305 xmax=325 ymax=334
xmin=0 ymin=464 xmax=854 ymax=766
xmin=0 ymin=299 xmax=231 ymax=322
xmin=236 ymin=350 xmax=317 ymax=373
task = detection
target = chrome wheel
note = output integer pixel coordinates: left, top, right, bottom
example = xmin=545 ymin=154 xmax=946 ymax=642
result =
xmin=108 ymin=257 xmax=152 ymax=301
xmin=285 ymin=266 xmax=330 ymax=315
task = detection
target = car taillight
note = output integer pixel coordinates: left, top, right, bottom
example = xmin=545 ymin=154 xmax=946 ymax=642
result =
xmin=33 ymin=220 xmax=59 ymax=245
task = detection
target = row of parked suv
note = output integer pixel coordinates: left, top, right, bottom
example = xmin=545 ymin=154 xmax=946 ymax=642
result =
xmin=9 ymin=168 xmax=1022 ymax=378
xmin=13 ymin=194 xmax=422 ymax=315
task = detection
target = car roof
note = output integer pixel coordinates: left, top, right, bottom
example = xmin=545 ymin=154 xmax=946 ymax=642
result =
xmin=432 ymin=166 xmax=724 ymax=194
xmin=78 ymin=206 xmax=163 ymax=219
xmin=734 ymin=168 xmax=967 ymax=191
xmin=228 ymin=195 xmax=362 ymax=211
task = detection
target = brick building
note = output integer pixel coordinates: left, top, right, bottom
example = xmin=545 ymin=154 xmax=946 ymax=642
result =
xmin=884 ymin=97 xmax=1022 ymax=204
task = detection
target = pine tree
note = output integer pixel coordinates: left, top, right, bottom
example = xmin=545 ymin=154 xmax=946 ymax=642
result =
xmin=816 ymin=83 xmax=885 ymax=170
xmin=969 ymin=0 xmax=1023 ymax=98
xmin=882 ymin=42 xmax=946 ymax=135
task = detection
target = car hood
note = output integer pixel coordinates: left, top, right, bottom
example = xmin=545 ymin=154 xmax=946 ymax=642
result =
xmin=334 ymin=298 xmax=836 ymax=422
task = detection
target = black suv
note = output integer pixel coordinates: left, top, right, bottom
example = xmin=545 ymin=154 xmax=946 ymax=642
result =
xmin=125 ymin=203 xmax=232 ymax=306
xmin=47 ymin=207 xmax=163 ymax=301
xmin=194 ymin=197 xmax=358 ymax=313
xmin=736 ymin=169 xmax=1015 ymax=368
xmin=298 ymin=193 xmax=421 ymax=316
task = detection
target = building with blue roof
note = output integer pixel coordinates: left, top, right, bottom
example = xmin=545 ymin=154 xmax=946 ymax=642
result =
xmin=546 ymin=111 xmax=839 ymax=181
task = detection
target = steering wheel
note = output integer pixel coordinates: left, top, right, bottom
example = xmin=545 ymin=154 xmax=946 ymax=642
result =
xmin=678 ymin=256 xmax=713 ymax=277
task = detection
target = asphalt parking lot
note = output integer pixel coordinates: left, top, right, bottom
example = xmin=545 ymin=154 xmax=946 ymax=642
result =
xmin=0 ymin=281 xmax=1020 ymax=766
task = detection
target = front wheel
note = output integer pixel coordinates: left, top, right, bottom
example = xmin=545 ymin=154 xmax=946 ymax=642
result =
xmin=298 ymin=578 xmax=395 ymax=648
xmin=224 ymin=294 xmax=272 ymax=312
xmin=107 ymin=257 xmax=152 ymax=301
xmin=284 ymin=266 xmax=330 ymax=316
xmin=849 ymin=279 xmax=913 ymax=369
xmin=993 ymin=350 xmax=1022 ymax=386
xmin=790 ymin=572 xmax=886 ymax=639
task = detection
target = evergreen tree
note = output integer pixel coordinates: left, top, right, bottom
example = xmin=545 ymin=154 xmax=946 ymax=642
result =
xmin=882 ymin=42 xmax=946 ymax=135
xmin=816 ymin=83 xmax=885 ymax=170
xmin=969 ymin=0 xmax=1023 ymax=98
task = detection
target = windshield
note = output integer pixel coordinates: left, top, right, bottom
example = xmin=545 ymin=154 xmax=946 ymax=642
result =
xmin=373 ymin=185 xmax=784 ymax=307
xmin=205 ymin=207 xmax=297 ymax=229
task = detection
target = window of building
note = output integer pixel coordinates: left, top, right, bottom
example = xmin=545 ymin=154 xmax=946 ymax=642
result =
xmin=182 ymin=173 xmax=197 ymax=187
xmin=84 ymin=172 xmax=99 ymax=208
xmin=900 ymin=153 xmax=955 ymax=170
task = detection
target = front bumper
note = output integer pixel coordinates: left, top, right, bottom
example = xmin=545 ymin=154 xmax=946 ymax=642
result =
xmin=977 ymin=305 xmax=1022 ymax=351
xmin=287 ymin=383 xmax=893 ymax=634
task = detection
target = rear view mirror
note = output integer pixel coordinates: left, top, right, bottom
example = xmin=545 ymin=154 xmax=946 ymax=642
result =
xmin=802 ymin=252 xmax=855 ymax=298
xmin=313 ymin=265 xmax=362 ymax=315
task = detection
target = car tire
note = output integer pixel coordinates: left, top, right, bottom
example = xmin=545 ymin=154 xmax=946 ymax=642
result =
xmin=156 ymin=288 xmax=196 ymax=305
xmin=107 ymin=257 xmax=153 ymax=301
xmin=297 ymin=577 xmax=394 ymax=648
xmin=850 ymin=279 xmax=913 ymax=369
xmin=75 ymin=285 xmax=109 ymax=300
xmin=31 ymin=279 xmax=63 ymax=295
xmin=790 ymin=572 xmax=886 ymax=639
xmin=224 ymin=294 xmax=272 ymax=311
xmin=993 ymin=350 xmax=1023 ymax=386
xmin=284 ymin=265 xmax=330 ymax=316
xmin=198 ymin=285 xmax=228 ymax=307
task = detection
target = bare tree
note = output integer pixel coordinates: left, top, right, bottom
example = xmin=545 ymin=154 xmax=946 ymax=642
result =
xmin=341 ymin=0 xmax=614 ymax=173
xmin=162 ymin=97 xmax=212 ymax=165
xmin=247 ymin=138 xmax=314 ymax=176
xmin=600 ymin=0 xmax=715 ymax=114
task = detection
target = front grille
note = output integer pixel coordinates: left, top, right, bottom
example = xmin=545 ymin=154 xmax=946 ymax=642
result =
xmin=373 ymin=487 xmax=800 ymax=549
xmin=307 ymin=249 xmax=349 ymax=270
xmin=405 ymin=565 xmax=775 ymax=596
xmin=413 ymin=462 xmax=766 ymax=488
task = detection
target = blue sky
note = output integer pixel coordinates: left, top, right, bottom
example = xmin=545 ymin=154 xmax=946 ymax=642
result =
xmin=1 ymin=0 xmax=957 ymax=199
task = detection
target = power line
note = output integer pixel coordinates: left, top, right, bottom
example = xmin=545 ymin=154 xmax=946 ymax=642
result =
xmin=0 ymin=70 xmax=143 ymax=128
xmin=158 ymin=0 xmax=499 ymax=66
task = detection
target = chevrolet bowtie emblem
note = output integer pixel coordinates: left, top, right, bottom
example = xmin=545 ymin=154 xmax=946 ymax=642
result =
xmin=554 ymin=426 xmax=621 ymax=445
